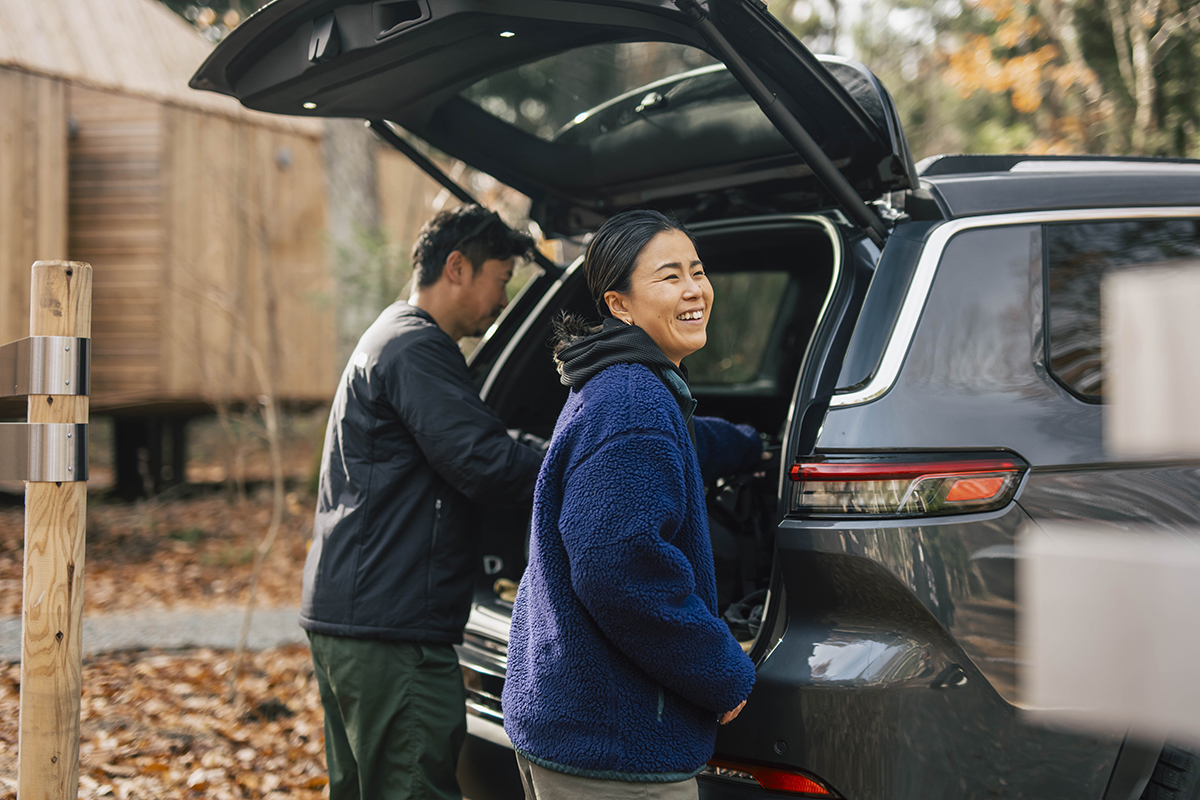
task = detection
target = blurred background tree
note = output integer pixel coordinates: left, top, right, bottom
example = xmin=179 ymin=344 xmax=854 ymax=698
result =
xmin=159 ymin=0 xmax=269 ymax=41
xmin=767 ymin=0 xmax=1200 ymax=157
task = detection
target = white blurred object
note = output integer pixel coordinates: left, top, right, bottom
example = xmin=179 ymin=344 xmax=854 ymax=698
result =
xmin=1105 ymin=262 xmax=1200 ymax=458
xmin=1019 ymin=524 xmax=1200 ymax=745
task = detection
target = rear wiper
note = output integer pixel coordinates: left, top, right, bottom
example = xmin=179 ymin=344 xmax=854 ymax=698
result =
xmin=366 ymin=120 xmax=564 ymax=277
xmin=672 ymin=0 xmax=888 ymax=248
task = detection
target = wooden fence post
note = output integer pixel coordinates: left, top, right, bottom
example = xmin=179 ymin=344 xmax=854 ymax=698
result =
xmin=18 ymin=260 xmax=92 ymax=800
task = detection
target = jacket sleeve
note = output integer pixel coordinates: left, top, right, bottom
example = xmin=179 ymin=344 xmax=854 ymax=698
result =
xmin=693 ymin=416 xmax=763 ymax=484
xmin=558 ymin=430 xmax=756 ymax=715
xmin=386 ymin=332 xmax=543 ymax=506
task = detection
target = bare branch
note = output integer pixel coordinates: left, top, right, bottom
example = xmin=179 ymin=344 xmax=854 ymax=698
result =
xmin=1149 ymin=4 xmax=1200 ymax=62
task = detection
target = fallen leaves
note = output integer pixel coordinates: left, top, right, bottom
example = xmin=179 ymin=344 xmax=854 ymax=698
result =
xmin=0 ymin=491 xmax=313 ymax=617
xmin=0 ymin=645 xmax=328 ymax=800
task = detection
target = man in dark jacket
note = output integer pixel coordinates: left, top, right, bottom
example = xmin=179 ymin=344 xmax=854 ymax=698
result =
xmin=303 ymin=205 xmax=545 ymax=800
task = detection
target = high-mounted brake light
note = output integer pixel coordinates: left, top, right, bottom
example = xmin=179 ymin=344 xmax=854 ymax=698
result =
xmin=788 ymin=454 xmax=1026 ymax=517
xmin=704 ymin=759 xmax=835 ymax=796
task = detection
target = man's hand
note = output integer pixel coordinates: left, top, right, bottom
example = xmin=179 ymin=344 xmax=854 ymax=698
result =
xmin=719 ymin=699 xmax=747 ymax=725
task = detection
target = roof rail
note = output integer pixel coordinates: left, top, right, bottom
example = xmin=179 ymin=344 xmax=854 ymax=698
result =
xmin=917 ymin=153 xmax=1200 ymax=177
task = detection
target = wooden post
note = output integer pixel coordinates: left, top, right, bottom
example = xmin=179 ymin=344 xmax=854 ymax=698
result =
xmin=18 ymin=261 xmax=92 ymax=800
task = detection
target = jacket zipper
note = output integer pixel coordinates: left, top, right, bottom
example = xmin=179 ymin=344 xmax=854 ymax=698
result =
xmin=657 ymin=687 xmax=665 ymax=723
xmin=428 ymin=498 xmax=442 ymax=595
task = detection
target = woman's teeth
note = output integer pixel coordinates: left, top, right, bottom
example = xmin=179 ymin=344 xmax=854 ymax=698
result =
xmin=676 ymin=310 xmax=703 ymax=321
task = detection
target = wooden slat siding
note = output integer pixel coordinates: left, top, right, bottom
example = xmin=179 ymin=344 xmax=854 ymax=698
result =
xmin=0 ymin=0 xmax=321 ymax=136
xmin=162 ymin=105 xmax=335 ymax=404
xmin=378 ymin=147 xmax=449 ymax=258
xmin=167 ymin=108 xmax=251 ymax=401
xmin=0 ymin=68 xmax=68 ymax=346
xmin=258 ymin=124 xmax=335 ymax=399
xmin=67 ymin=84 xmax=164 ymax=403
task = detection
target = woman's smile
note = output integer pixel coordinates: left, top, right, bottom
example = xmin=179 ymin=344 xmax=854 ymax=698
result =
xmin=604 ymin=229 xmax=714 ymax=366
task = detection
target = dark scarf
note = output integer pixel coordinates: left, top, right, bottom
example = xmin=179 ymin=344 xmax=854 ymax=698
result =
xmin=556 ymin=317 xmax=698 ymax=446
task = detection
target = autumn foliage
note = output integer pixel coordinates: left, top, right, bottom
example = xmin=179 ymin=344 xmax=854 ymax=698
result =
xmin=0 ymin=490 xmax=322 ymax=799
xmin=940 ymin=0 xmax=1200 ymax=155
xmin=941 ymin=0 xmax=1101 ymax=153
xmin=1 ymin=646 xmax=328 ymax=799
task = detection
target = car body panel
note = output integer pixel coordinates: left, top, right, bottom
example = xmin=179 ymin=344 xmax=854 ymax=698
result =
xmin=821 ymin=223 xmax=1096 ymax=463
xmin=828 ymin=206 xmax=1200 ymax=418
xmin=714 ymin=569 xmax=1122 ymax=798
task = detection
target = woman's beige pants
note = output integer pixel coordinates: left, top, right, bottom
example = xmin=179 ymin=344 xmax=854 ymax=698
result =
xmin=515 ymin=753 xmax=699 ymax=800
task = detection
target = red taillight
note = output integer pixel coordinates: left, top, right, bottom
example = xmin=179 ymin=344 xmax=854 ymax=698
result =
xmin=788 ymin=455 xmax=1025 ymax=517
xmin=705 ymin=759 xmax=834 ymax=796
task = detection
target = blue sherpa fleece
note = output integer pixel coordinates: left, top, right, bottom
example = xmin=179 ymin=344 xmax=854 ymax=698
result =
xmin=501 ymin=362 xmax=761 ymax=781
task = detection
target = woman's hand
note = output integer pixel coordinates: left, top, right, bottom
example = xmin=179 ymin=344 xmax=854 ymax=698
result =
xmin=719 ymin=699 xmax=747 ymax=725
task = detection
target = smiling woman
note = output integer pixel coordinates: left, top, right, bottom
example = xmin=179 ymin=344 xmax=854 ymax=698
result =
xmin=603 ymin=229 xmax=712 ymax=366
xmin=501 ymin=210 xmax=764 ymax=799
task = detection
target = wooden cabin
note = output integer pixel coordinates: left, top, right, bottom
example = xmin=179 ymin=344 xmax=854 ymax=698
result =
xmin=0 ymin=0 xmax=445 ymax=496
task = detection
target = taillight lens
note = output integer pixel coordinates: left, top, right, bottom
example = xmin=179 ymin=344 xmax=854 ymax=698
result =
xmin=788 ymin=454 xmax=1026 ymax=517
xmin=704 ymin=759 xmax=835 ymax=796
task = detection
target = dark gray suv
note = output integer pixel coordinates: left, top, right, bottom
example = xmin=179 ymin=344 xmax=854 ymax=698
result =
xmin=194 ymin=2 xmax=1200 ymax=798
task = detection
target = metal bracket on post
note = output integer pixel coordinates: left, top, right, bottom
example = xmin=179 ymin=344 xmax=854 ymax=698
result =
xmin=0 ymin=336 xmax=90 ymax=397
xmin=0 ymin=423 xmax=88 ymax=482
xmin=0 ymin=335 xmax=90 ymax=482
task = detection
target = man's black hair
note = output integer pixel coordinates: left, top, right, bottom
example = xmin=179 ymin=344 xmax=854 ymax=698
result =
xmin=411 ymin=205 xmax=536 ymax=287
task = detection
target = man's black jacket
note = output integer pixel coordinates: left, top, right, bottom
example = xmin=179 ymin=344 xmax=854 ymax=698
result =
xmin=301 ymin=302 xmax=543 ymax=642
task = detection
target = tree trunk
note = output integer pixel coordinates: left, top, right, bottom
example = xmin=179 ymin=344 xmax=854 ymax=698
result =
xmin=322 ymin=118 xmax=383 ymax=363
xmin=1127 ymin=0 xmax=1157 ymax=153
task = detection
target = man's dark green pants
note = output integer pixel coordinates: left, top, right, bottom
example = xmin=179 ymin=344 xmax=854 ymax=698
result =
xmin=308 ymin=632 xmax=467 ymax=800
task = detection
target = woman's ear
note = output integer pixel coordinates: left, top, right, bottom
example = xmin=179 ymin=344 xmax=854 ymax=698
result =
xmin=604 ymin=290 xmax=634 ymax=325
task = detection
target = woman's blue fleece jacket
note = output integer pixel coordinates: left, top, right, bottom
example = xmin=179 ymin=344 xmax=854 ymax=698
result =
xmin=501 ymin=362 xmax=761 ymax=781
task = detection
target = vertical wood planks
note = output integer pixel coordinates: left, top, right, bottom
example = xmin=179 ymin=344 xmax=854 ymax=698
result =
xmin=159 ymin=104 xmax=335 ymax=404
xmin=67 ymin=84 xmax=163 ymax=403
xmin=19 ymin=260 xmax=92 ymax=800
xmin=0 ymin=67 xmax=70 ymax=350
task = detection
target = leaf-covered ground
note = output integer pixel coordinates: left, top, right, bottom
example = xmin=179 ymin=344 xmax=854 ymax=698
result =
xmin=0 ymin=645 xmax=329 ymax=799
xmin=0 ymin=467 xmax=330 ymax=797
xmin=0 ymin=491 xmax=312 ymax=617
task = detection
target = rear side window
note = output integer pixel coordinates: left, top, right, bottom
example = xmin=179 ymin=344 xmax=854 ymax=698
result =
xmin=1045 ymin=218 xmax=1200 ymax=400
xmin=684 ymin=272 xmax=790 ymax=385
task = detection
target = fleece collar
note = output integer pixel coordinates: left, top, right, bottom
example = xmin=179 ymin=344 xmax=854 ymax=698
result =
xmin=556 ymin=317 xmax=698 ymax=439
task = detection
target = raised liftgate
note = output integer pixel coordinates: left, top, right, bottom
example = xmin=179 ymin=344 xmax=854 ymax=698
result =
xmin=2 ymin=261 xmax=92 ymax=800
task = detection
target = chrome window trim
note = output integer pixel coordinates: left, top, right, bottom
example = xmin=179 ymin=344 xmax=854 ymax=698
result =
xmin=829 ymin=206 xmax=1200 ymax=408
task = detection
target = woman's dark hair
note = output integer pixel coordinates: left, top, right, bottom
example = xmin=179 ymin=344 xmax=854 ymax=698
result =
xmin=411 ymin=205 xmax=536 ymax=287
xmin=554 ymin=210 xmax=693 ymax=352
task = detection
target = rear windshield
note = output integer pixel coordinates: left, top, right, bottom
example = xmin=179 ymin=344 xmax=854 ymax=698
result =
xmin=460 ymin=42 xmax=717 ymax=140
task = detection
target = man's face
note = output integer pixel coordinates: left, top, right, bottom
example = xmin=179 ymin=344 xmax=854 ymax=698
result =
xmin=460 ymin=257 xmax=515 ymax=337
